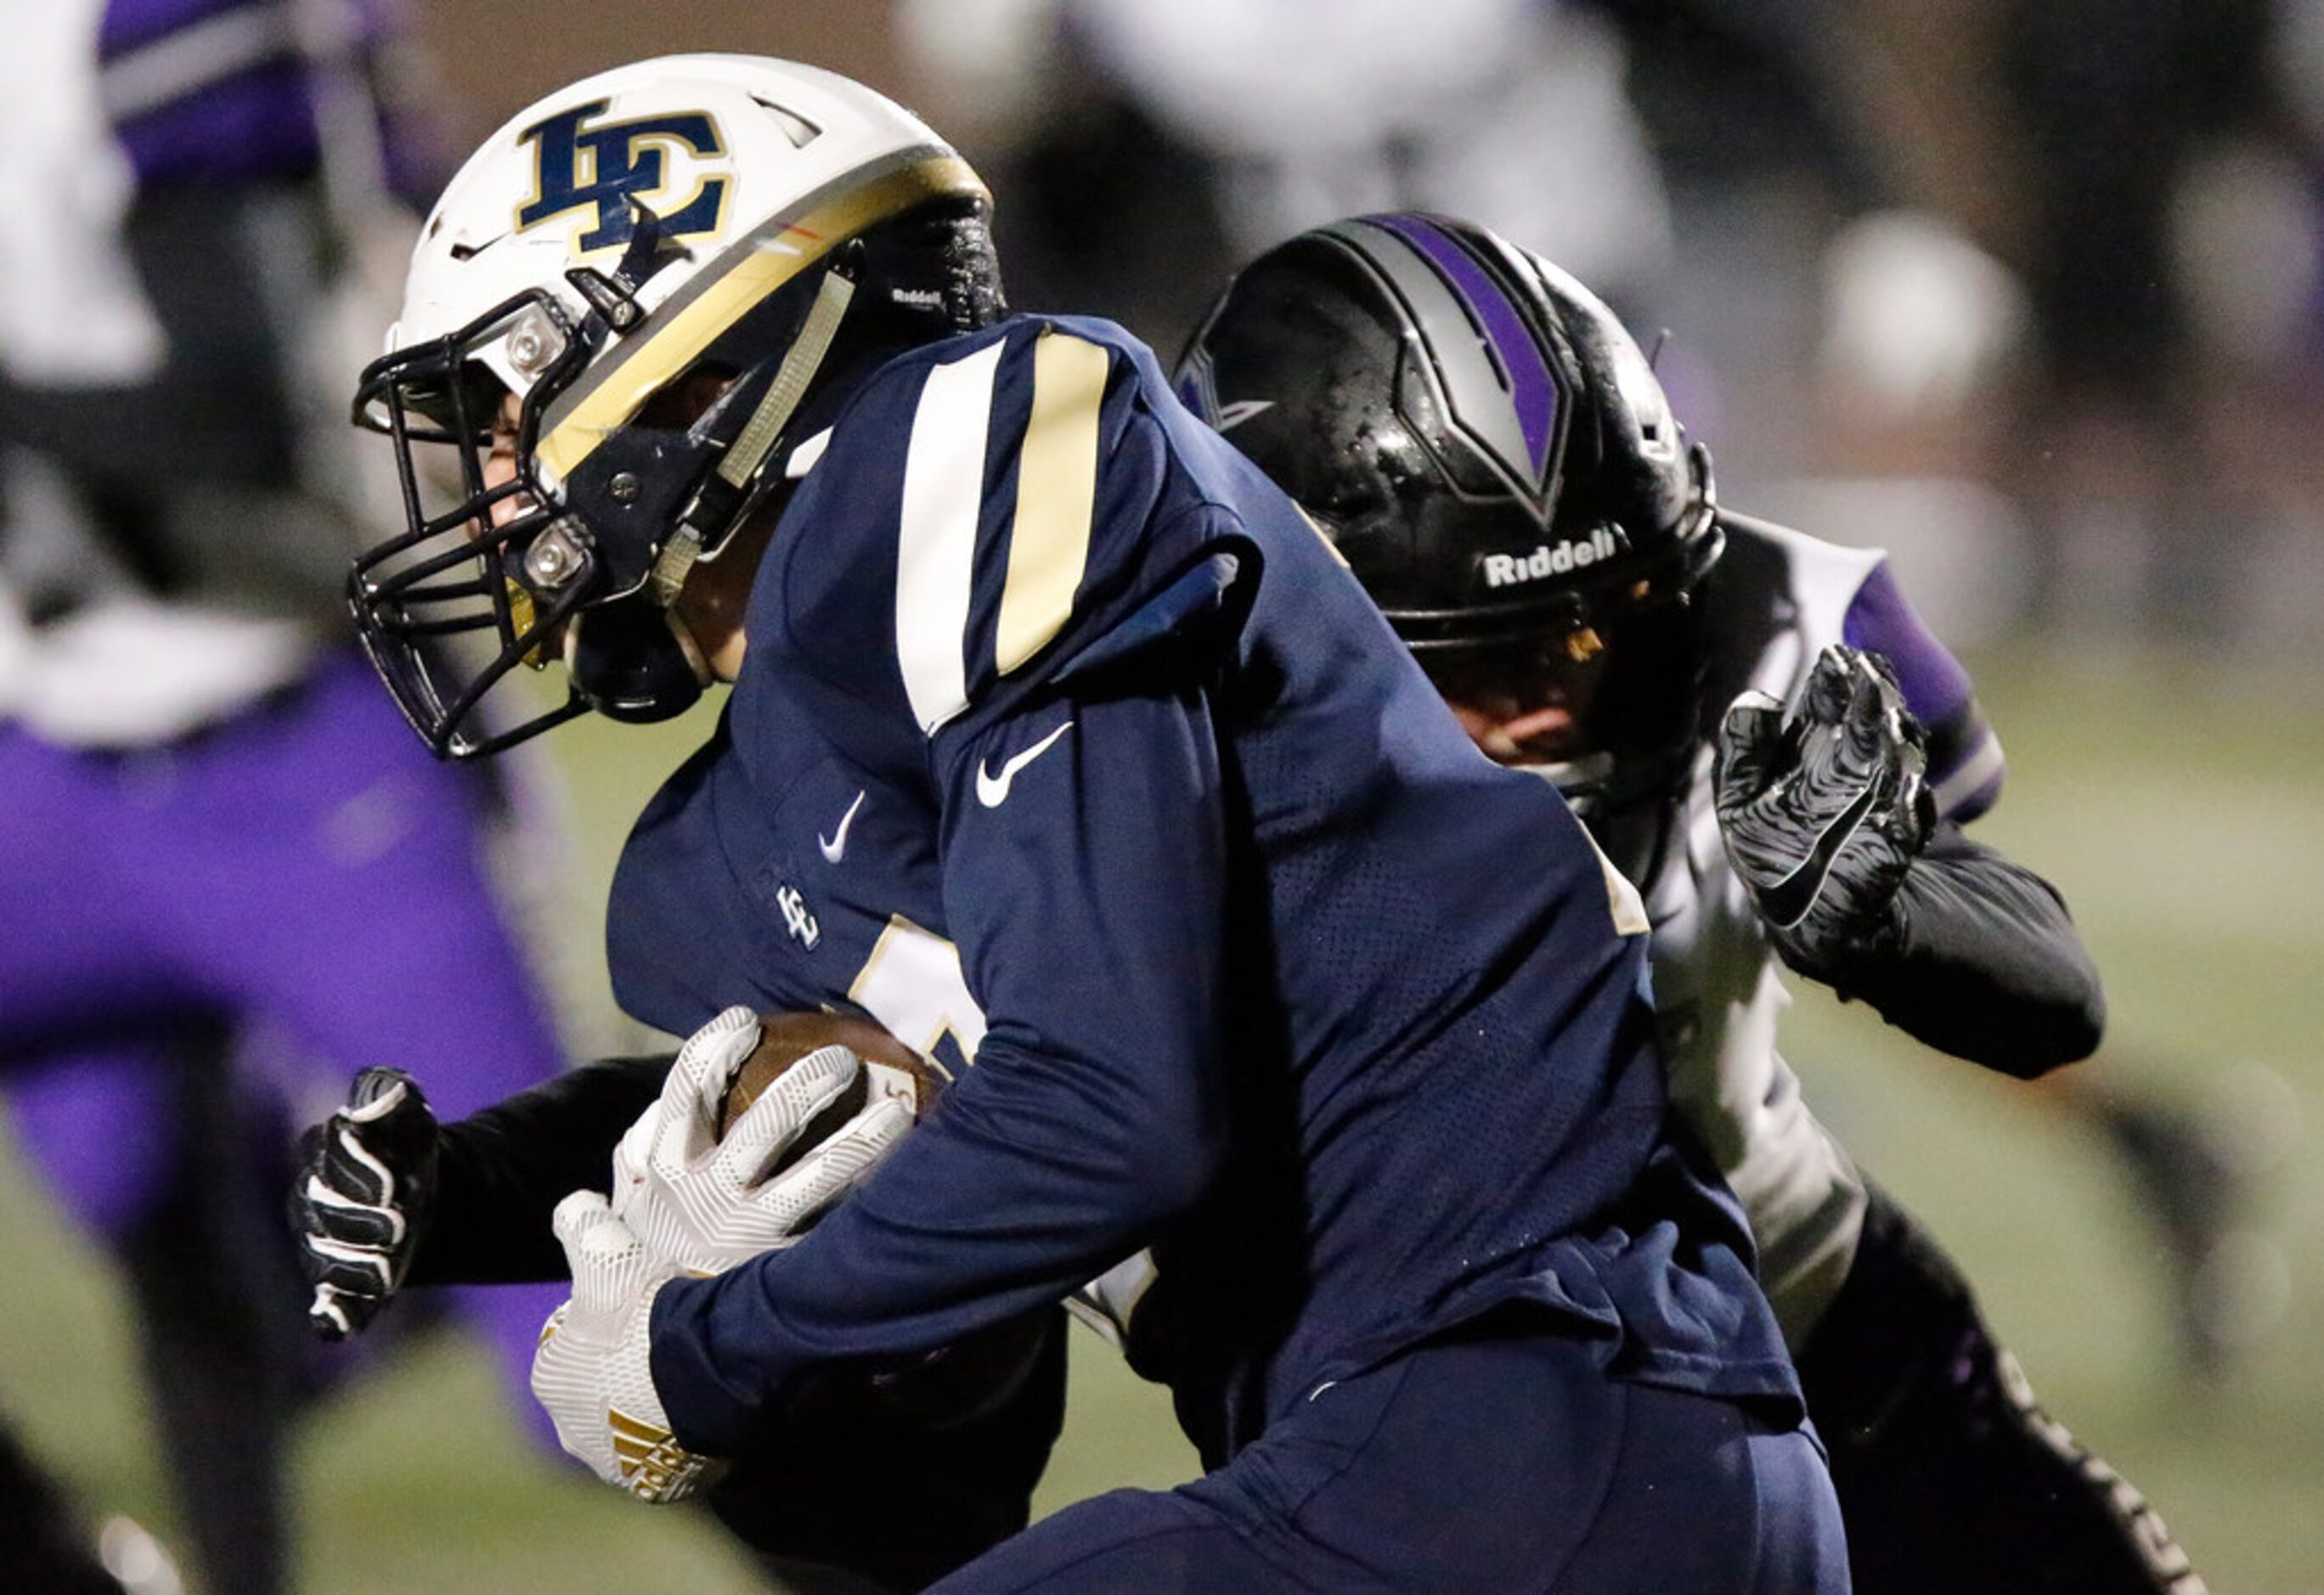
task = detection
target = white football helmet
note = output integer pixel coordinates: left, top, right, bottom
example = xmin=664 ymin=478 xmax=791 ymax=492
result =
xmin=349 ymin=54 xmax=999 ymax=756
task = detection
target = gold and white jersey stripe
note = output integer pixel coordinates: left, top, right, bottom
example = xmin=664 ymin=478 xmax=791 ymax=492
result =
xmin=894 ymin=326 xmax=1111 ymax=735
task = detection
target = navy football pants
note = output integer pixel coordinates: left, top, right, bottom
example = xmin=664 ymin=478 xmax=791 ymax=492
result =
xmin=934 ymin=1321 xmax=1849 ymax=1592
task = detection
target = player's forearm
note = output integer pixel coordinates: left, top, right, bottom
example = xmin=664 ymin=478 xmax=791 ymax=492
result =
xmin=1821 ymin=827 xmax=2104 ymax=1076
xmin=410 ymin=1052 xmax=674 ymax=1284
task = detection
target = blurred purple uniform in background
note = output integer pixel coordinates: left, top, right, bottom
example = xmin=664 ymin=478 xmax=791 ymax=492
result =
xmin=0 ymin=2 xmax=570 ymax=1588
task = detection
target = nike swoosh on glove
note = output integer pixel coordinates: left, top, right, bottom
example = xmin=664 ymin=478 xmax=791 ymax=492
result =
xmin=1715 ymin=644 xmax=1936 ymax=978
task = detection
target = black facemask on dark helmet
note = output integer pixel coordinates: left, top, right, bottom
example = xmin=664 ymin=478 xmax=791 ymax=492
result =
xmin=1176 ymin=213 xmax=1720 ymax=827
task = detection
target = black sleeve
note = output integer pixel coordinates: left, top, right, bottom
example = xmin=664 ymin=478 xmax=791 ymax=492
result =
xmin=406 ymin=1053 xmax=674 ymax=1286
xmin=1822 ymin=826 xmax=2104 ymax=1078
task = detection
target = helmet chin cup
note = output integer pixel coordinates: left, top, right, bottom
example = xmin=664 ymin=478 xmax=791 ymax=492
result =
xmin=566 ymin=597 xmax=709 ymax=724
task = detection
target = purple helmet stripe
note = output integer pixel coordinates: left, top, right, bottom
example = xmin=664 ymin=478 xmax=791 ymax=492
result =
xmin=1370 ymin=213 xmax=1558 ymax=485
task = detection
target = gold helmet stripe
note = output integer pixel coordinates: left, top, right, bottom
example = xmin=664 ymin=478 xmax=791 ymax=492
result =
xmin=535 ymin=151 xmax=986 ymax=483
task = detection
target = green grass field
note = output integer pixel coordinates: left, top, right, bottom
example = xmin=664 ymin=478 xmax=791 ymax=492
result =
xmin=3 ymin=641 xmax=2317 ymax=1591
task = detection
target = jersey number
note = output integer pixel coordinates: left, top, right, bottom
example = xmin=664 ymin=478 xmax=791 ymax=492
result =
xmin=848 ymin=914 xmax=986 ymax=1077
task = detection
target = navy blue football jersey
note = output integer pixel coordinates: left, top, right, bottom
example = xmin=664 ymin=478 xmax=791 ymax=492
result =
xmin=623 ymin=316 xmax=1797 ymax=1460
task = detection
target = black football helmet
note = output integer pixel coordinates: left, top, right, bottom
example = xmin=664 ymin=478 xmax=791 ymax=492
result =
xmin=347 ymin=57 xmax=1004 ymax=757
xmin=1176 ymin=213 xmax=1720 ymax=820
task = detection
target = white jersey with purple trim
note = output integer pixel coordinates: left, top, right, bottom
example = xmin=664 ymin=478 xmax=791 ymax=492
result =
xmin=1639 ymin=514 xmax=2000 ymax=1344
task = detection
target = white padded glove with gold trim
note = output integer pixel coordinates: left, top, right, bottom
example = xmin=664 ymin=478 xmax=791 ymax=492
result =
xmin=531 ymin=1190 xmax=720 ymax=1503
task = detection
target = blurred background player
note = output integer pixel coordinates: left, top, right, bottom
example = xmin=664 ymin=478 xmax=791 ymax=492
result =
xmin=0 ymin=1 xmax=576 ymax=1588
xmin=898 ymin=0 xmax=1673 ymax=341
xmin=1990 ymin=0 xmax=2289 ymax=640
xmin=1176 ymin=213 xmax=2203 ymax=1593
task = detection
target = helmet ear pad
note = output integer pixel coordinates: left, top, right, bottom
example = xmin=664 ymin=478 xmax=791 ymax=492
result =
xmin=1581 ymin=589 xmax=1712 ymax=800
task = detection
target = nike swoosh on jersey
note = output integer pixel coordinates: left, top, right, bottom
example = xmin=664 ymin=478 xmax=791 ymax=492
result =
xmin=975 ymin=720 xmax=1074 ymax=808
xmin=1755 ymin=772 xmax=1884 ymax=929
xmin=819 ymin=789 xmax=866 ymax=863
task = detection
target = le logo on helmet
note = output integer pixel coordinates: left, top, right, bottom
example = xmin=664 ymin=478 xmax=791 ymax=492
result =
xmin=516 ymin=99 xmax=730 ymax=254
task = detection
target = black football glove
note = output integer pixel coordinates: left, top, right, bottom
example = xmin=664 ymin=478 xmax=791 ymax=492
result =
xmin=290 ymin=1068 xmax=440 ymax=1340
xmin=1715 ymin=645 xmax=1937 ymax=977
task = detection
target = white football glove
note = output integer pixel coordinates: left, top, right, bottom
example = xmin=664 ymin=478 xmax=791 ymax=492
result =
xmin=610 ymin=1005 xmax=917 ymax=1277
xmin=531 ymin=1191 xmax=718 ymax=1502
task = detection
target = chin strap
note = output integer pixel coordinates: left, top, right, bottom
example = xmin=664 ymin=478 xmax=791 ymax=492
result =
xmin=719 ymin=262 xmax=858 ymax=493
xmin=1511 ymin=751 xmax=1617 ymax=795
xmin=663 ymin=605 xmax=715 ymax=687
xmin=648 ymin=258 xmax=860 ymax=610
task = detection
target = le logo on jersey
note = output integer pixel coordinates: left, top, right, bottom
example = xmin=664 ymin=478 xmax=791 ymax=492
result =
xmin=776 ymin=883 xmax=821 ymax=950
xmin=516 ymin=99 xmax=729 ymax=254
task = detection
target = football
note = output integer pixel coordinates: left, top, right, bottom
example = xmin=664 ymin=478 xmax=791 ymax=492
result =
xmin=716 ymin=1009 xmax=947 ymax=1156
